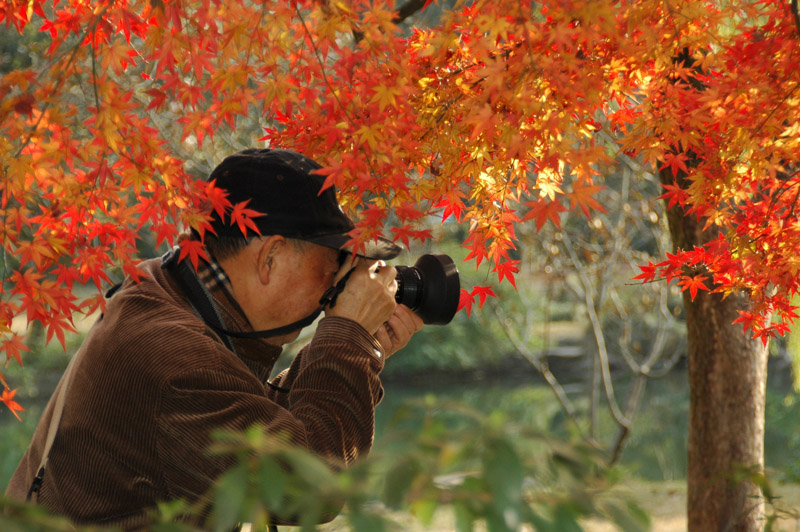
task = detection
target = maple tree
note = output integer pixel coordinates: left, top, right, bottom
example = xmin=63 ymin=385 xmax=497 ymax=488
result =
xmin=2 ymin=0 xmax=800 ymax=529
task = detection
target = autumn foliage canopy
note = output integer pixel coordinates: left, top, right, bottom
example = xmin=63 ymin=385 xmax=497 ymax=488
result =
xmin=1 ymin=0 xmax=800 ymax=416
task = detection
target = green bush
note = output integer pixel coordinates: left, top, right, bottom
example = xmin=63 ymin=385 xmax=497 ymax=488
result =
xmin=1 ymin=398 xmax=651 ymax=532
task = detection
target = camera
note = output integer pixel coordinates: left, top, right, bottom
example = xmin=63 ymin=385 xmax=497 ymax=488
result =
xmin=395 ymin=254 xmax=460 ymax=325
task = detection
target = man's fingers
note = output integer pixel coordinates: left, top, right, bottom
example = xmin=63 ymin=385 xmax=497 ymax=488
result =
xmin=385 ymin=313 xmax=411 ymax=341
xmin=326 ymin=256 xmax=397 ymax=333
xmin=375 ymin=324 xmax=392 ymax=351
xmin=377 ymin=305 xmax=424 ymax=357
xmin=393 ymin=304 xmax=424 ymax=333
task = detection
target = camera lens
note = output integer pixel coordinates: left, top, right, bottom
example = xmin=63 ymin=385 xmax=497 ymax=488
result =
xmin=395 ymin=266 xmax=424 ymax=310
xmin=394 ymin=254 xmax=460 ymax=325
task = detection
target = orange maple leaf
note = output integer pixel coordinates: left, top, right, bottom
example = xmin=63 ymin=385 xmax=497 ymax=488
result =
xmin=3 ymin=334 xmax=31 ymax=367
xmin=568 ymin=178 xmax=608 ymax=219
xmin=1 ymin=387 xmax=24 ymax=421
xmin=46 ymin=316 xmax=77 ymax=351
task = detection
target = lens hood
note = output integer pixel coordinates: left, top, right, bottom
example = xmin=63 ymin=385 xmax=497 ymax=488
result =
xmin=395 ymin=254 xmax=460 ymax=325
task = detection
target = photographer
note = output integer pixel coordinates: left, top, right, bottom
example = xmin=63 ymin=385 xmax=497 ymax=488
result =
xmin=5 ymin=149 xmax=423 ymax=528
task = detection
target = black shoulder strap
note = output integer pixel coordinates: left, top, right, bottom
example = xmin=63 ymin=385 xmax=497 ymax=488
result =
xmin=161 ymin=249 xmax=236 ymax=351
xmin=160 ymin=247 xmax=354 ymax=341
xmin=160 ymin=248 xmax=356 ymax=393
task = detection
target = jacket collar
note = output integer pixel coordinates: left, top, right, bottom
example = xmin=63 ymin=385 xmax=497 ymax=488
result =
xmin=185 ymin=249 xmax=283 ymax=379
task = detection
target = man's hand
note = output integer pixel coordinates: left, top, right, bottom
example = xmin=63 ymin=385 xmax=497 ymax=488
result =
xmin=325 ymin=257 xmax=398 ymax=335
xmin=375 ymin=304 xmax=424 ymax=357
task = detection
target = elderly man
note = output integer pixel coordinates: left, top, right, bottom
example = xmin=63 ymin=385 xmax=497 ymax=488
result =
xmin=6 ymin=149 xmax=423 ymax=529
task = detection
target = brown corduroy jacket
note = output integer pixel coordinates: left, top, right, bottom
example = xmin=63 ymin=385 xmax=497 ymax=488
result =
xmin=5 ymin=258 xmax=385 ymax=529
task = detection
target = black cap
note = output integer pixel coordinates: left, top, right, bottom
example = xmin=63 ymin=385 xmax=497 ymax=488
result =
xmin=207 ymin=149 xmax=401 ymax=260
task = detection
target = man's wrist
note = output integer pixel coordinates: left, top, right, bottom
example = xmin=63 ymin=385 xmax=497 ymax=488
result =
xmin=314 ymin=316 xmax=385 ymax=363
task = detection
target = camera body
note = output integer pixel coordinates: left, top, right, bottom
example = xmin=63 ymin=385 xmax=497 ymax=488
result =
xmin=394 ymin=254 xmax=460 ymax=325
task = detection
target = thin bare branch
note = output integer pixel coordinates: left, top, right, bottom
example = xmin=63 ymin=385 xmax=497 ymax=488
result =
xmin=561 ymin=231 xmax=630 ymax=427
xmin=492 ymin=304 xmax=591 ymax=443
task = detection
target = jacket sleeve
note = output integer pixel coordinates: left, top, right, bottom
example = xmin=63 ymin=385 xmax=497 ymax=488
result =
xmin=156 ymin=316 xmax=385 ymax=503
xmin=269 ymin=317 xmax=385 ymax=462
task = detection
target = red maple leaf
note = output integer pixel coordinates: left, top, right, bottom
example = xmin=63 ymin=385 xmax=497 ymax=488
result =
xmin=492 ymin=260 xmax=519 ymax=289
xmin=145 ymin=88 xmax=167 ymax=111
xmin=229 ymin=200 xmax=264 ymax=238
xmin=678 ymin=274 xmax=709 ymax=301
xmin=457 ymin=288 xmax=475 ymax=316
xmin=732 ymin=310 xmax=757 ymax=334
xmin=178 ymin=238 xmax=210 ymax=272
xmin=471 ymin=285 xmax=497 ymax=306
xmin=660 ymin=152 xmax=690 ymax=178
xmin=632 ymin=262 xmax=659 ymax=283
xmin=204 ymin=179 xmax=231 ymax=221
xmin=523 ymin=198 xmax=567 ymax=230
xmin=46 ymin=315 xmax=77 ymax=351
xmin=660 ymin=182 xmax=689 ymax=209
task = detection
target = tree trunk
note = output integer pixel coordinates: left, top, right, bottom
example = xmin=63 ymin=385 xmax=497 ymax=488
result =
xmin=684 ymin=289 xmax=768 ymax=532
xmin=661 ymin=171 xmax=769 ymax=532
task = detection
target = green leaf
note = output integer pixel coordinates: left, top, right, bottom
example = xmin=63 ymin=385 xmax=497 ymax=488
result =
xmin=349 ymin=510 xmax=387 ymax=532
xmin=383 ymin=456 xmax=420 ymax=508
xmin=454 ymin=501 xmax=476 ymax=532
xmin=283 ymin=448 xmax=337 ymax=488
xmin=483 ymin=437 xmax=523 ymax=506
xmin=410 ymin=498 xmax=438 ymax=526
xmin=257 ymin=457 xmax=287 ymax=510
xmin=528 ymin=509 xmax=556 ymax=532
xmin=603 ymin=501 xmax=651 ymax=532
xmin=212 ymin=461 xmax=249 ymax=532
xmin=553 ymin=503 xmax=585 ymax=532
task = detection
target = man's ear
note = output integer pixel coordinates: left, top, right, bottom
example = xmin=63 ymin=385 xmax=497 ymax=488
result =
xmin=255 ymin=235 xmax=285 ymax=285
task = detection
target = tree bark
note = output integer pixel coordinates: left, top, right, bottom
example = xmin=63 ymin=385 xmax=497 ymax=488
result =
xmin=661 ymin=170 xmax=768 ymax=532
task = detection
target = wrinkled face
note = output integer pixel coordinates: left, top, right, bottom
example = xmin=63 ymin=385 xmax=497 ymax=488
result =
xmin=289 ymin=242 xmax=341 ymax=313
xmin=267 ymin=241 xmax=341 ymax=342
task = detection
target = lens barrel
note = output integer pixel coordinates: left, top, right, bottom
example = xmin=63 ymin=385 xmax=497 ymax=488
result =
xmin=394 ymin=254 xmax=460 ymax=325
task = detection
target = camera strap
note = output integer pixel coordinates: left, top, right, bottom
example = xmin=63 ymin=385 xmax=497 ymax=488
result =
xmin=161 ymin=247 xmax=356 ymax=341
xmin=26 ymin=345 xmax=80 ymax=502
xmin=162 ymin=250 xmax=353 ymax=532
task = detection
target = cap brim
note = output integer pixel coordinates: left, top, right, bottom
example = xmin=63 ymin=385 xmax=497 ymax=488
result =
xmin=304 ymin=234 xmax=402 ymax=260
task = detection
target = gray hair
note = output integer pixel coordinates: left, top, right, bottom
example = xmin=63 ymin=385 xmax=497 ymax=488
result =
xmin=205 ymin=234 xmax=312 ymax=262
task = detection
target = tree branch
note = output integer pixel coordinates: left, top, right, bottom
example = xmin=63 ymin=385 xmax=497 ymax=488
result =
xmin=492 ymin=304 xmax=593 ymax=444
xmin=353 ymin=0 xmax=429 ymax=44
xmin=561 ymin=231 xmax=630 ymax=427
xmin=394 ymin=0 xmax=429 ymax=25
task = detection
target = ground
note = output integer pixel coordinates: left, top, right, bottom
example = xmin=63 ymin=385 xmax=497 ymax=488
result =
xmin=281 ymin=480 xmax=800 ymax=532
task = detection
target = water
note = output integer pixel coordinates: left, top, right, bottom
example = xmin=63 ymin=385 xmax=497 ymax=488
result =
xmin=3 ymin=369 xmax=799 ymax=490
xmin=376 ymin=369 xmax=800 ymax=483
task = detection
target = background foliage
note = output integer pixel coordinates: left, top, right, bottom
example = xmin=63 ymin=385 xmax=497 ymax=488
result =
xmin=4 ymin=0 xmax=800 ymax=530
